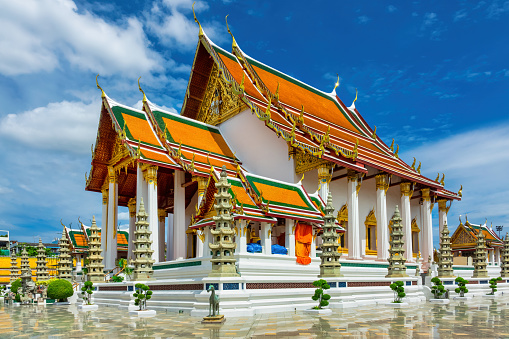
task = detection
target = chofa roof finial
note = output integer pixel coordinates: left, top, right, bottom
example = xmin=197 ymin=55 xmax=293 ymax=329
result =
xmin=96 ymin=74 xmax=105 ymax=98
xmin=225 ymin=14 xmax=238 ymax=51
xmin=193 ymin=2 xmax=204 ymax=37
xmin=138 ymin=76 xmax=147 ymax=103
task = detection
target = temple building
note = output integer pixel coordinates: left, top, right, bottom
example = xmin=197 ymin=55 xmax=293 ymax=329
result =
xmin=450 ymin=218 xmax=504 ymax=265
xmin=85 ymin=14 xmax=461 ymax=274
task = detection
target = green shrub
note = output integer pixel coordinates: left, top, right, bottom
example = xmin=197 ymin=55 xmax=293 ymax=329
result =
xmin=454 ymin=277 xmax=469 ymax=297
xmin=390 ymin=281 xmax=406 ymax=303
xmin=47 ymin=279 xmax=74 ymax=302
xmin=111 ymin=275 xmax=124 ymax=283
xmin=311 ymin=279 xmax=331 ymax=309
xmin=431 ymin=277 xmax=446 ymax=299
xmin=133 ymin=283 xmax=153 ymax=311
xmin=10 ymin=279 xmax=22 ymax=302
xmin=488 ymin=277 xmax=502 ymax=295
xmin=81 ymin=281 xmax=94 ymax=305
xmin=36 ymin=278 xmax=58 ymax=286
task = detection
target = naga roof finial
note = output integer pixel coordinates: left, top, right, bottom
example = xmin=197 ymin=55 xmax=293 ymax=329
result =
xmin=331 ymin=74 xmax=340 ymax=95
xmin=458 ymin=184 xmax=463 ymax=197
xmin=394 ymin=144 xmax=399 ymax=158
xmin=138 ymin=76 xmax=147 ymax=103
xmin=390 ymin=138 xmax=394 ymax=152
xmin=440 ymin=173 xmax=445 ymax=186
xmin=349 ymin=88 xmax=358 ymax=109
xmin=96 ymin=74 xmax=105 ymax=98
xmin=372 ymin=126 xmax=377 ymax=139
xmin=411 ymin=157 xmax=416 ymax=170
xmin=416 ymin=161 xmax=421 ymax=174
xmin=225 ymin=14 xmax=238 ymax=51
xmin=435 ymin=173 xmax=440 ymax=182
xmin=192 ymin=2 xmax=204 ymax=37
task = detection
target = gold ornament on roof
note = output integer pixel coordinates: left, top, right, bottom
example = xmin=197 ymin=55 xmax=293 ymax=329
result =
xmin=333 ymin=74 xmax=340 ymax=93
xmin=138 ymin=76 xmax=147 ymax=103
xmin=372 ymin=126 xmax=377 ymax=139
xmin=96 ymin=74 xmax=105 ymax=98
xmin=458 ymin=185 xmax=463 ymax=197
xmin=394 ymin=144 xmax=399 ymax=158
xmin=390 ymin=139 xmax=394 ymax=152
xmin=352 ymin=88 xmax=358 ymax=106
xmin=440 ymin=173 xmax=445 ymax=186
xmin=416 ymin=161 xmax=421 ymax=174
xmin=411 ymin=157 xmax=416 ymax=170
xmin=435 ymin=173 xmax=440 ymax=182
xmin=275 ymin=82 xmax=280 ymax=102
xmin=192 ymin=2 xmax=204 ymax=37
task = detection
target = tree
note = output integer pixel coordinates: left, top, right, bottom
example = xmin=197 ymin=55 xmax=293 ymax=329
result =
xmin=454 ymin=277 xmax=469 ymax=297
xmin=431 ymin=277 xmax=446 ymax=299
xmin=10 ymin=278 xmax=22 ymax=302
xmin=111 ymin=275 xmax=124 ymax=283
xmin=47 ymin=279 xmax=74 ymax=302
xmin=81 ymin=281 xmax=94 ymax=305
xmin=133 ymin=283 xmax=153 ymax=311
xmin=311 ymin=279 xmax=331 ymax=309
xmin=118 ymin=258 xmax=133 ymax=281
xmin=390 ymin=281 xmax=406 ymax=303
xmin=488 ymin=277 xmax=502 ymax=295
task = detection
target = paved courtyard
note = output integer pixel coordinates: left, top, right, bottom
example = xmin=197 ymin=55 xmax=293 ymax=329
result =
xmin=1 ymin=296 xmax=509 ymax=338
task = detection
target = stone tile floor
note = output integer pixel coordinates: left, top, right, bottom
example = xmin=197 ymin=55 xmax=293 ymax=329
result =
xmin=2 ymin=296 xmax=509 ymax=338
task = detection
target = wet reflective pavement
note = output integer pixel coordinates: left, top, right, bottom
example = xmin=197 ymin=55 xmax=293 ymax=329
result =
xmin=2 ymin=297 xmax=509 ymax=338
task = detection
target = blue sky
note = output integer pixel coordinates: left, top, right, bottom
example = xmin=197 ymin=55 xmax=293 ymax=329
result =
xmin=0 ymin=0 xmax=508 ymax=245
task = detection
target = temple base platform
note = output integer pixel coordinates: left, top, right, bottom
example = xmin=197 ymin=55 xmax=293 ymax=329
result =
xmin=201 ymin=314 xmax=225 ymax=324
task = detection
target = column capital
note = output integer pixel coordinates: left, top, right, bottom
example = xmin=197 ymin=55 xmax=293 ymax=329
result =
xmin=347 ymin=169 xmax=358 ymax=182
xmin=101 ymin=188 xmax=108 ymax=204
xmin=438 ymin=199 xmax=451 ymax=214
xmin=400 ymin=182 xmax=413 ymax=198
xmin=375 ymin=174 xmax=389 ymax=193
xmin=421 ymin=188 xmax=431 ymax=202
xmin=317 ymin=163 xmax=332 ymax=181
xmin=107 ymin=166 xmax=116 ymax=184
xmin=128 ymin=198 xmax=136 ymax=217
xmin=142 ymin=165 xmax=158 ymax=185
xmin=158 ymin=209 xmax=166 ymax=222
xmin=193 ymin=175 xmax=208 ymax=193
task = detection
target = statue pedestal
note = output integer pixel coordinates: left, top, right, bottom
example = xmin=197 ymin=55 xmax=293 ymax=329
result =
xmin=430 ymin=299 xmax=450 ymax=304
xmin=201 ymin=315 xmax=225 ymax=324
xmin=384 ymin=302 xmax=409 ymax=308
xmin=304 ymin=308 xmax=332 ymax=315
xmin=129 ymin=310 xmax=156 ymax=317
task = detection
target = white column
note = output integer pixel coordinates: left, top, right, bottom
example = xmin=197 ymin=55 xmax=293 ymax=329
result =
xmin=400 ymin=183 xmax=413 ymax=262
xmin=75 ymin=253 xmax=82 ymax=273
xmin=285 ymin=219 xmax=295 ymax=257
xmin=438 ymin=199 xmax=449 ymax=235
xmin=196 ymin=228 xmax=205 ymax=257
xmin=158 ymin=209 xmax=166 ymax=262
xmin=166 ymin=213 xmax=174 ymax=261
xmin=238 ymin=220 xmax=248 ymax=254
xmin=173 ymin=170 xmax=186 ymax=260
xmin=496 ymin=247 xmax=501 ymax=265
xmin=101 ymin=189 xmax=108 ymax=267
xmin=376 ymin=175 xmax=389 ymax=260
xmin=194 ymin=176 xmax=208 ymax=258
xmin=260 ymin=222 xmax=272 ymax=255
xmin=127 ymin=198 xmax=136 ymax=261
xmin=106 ymin=167 xmax=118 ymax=270
xmin=203 ymin=226 xmax=212 ymax=257
xmin=310 ymin=228 xmax=317 ymax=259
xmin=347 ymin=170 xmax=361 ymax=259
xmin=421 ymin=188 xmax=433 ymax=271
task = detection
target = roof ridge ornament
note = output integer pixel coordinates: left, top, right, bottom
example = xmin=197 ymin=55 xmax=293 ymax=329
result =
xmin=138 ymin=77 xmax=147 ymax=103
xmin=372 ymin=126 xmax=377 ymax=139
xmin=96 ymin=74 xmax=105 ymax=98
xmin=440 ymin=173 xmax=445 ymax=186
xmin=435 ymin=173 xmax=440 ymax=182
xmin=192 ymin=2 xmax=204 ymax=37
xmin=331 ymin=74 xmax=340 ymax=95
xmin=458 ymin=185 xmax=463 ymax=197
xmin=416 ymin=161 xmax=421 ymax=174
xmin=225 ymin=14 xmax=238 ymax=51
xmin=390 ymin=138 xmax=394 ymax=152
xmin=394 ymin=144 xmax=399 ymax=158
xmin=349 ymin=88 xmax=358 ymax=110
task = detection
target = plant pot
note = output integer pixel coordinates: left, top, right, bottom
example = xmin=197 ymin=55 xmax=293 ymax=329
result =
xmin=453 ymin=296 xmax=472 ymax=300
xmin=129 ymin=309 xmax=156 ymax=317
xmin=304 ymin=308 xmax=332 ymax=315
xmin=483 ymin=294 xmax=497 ymax=299
xmin=384 ymin=302 xmax=409 ymax=308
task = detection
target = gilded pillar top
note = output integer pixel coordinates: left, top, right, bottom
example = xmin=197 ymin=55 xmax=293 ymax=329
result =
xmin=421 ymin=188 xmax=431 ymax=202
xmin=128 ymin=198 xmax=136 ymax=217
xmin=347 ymin=169 xmax=358 ymax=182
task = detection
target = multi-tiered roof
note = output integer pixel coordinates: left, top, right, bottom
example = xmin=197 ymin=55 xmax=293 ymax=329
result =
xmin=451 ymin=219 xmax=503 ymax=253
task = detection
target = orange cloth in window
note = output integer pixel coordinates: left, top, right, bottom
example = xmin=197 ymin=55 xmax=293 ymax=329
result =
xmin=295 ymin=223 xmax=312 ymax=265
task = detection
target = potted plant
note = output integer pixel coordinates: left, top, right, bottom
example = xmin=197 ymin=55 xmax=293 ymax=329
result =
xmin=129 ymin=283 xmax=156 ymax=317
xmin=430 ymin=277 xmax=449 ymax=304
xmin=47 ymin=279 xmax=74 ymax=305
xmin=486 ymin=277 xmax=502 ymax=297
xmin=387 ymin=281 xmax=407 ymax=307
xmin=0 ymin=285 xmax=6 ymax=304
xmin=79 ymin=281 xmax=98 ymax=310
xmin=305 ymin=279 xmax=332 ymax=315
xmin=454 ymin=277 xmax=470 ymax=300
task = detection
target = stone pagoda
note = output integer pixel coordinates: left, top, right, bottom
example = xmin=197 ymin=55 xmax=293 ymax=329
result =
xmin=57 ymin=229 xmax=73 ymax=280
xmin=209 ymin=166 xmax=238 ymax=277
xmin=472 ymin=229 xmax=488 ymax=278
xmin=9 ymin=251 xmax=20 ymax=283
xmin=20 ymin=247 xmax=33 ymax=289
xmin=133 ymin=198 xmax=155 ymax=281
xmin=319 ymin=192 xmax=342 ymax=277
xmin=36 ymin=238 xmax=50 ymax=281
xmin=87 ymin=216 xmax=105 ymax=282
xmin=501 ymin=232 xmax=509 ymax=278
xmin=437 ymin=222 xmax=454 ymax=278
xmin=386 ymin=205 xmax=408 ymax=278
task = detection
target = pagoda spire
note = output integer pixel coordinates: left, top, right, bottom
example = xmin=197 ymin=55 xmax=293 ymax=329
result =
xmin=57 ymin=229 xmax=73 ymax=280
xmin=133 ymin=198 xmax=155 ymax=281
xmin=9 ymin=250 xmax=20 ymax=283
xmin=501 ymin=232 xmax=509 ymax=278
xmin=319 ymin=192 xmax=342 ymax=277
xmin=209 ymin=166 xmax=239 ymax=277
xmin=437 ymin=222 xmax=454 ymax=278
xmin=36 ymin=238 xmax=50 ymax=281
xmin=472 ymin=228 xmax=488 ymax=278
xmin=386 ymin=205 xmax=408 ymax=278
xmin=87 ymin=216 xmax=105 ymax=282
xmin=20 ymin=247 xmax=31 ymax=278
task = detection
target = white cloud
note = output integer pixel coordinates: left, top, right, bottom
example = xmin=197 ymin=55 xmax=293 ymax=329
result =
xmin=0 ymin=0 xmax=162 ymax=77
xmin=401 ymin=123 xmax=509 ymax=229
xmin=357 ymin=16 xmax=370 ymax=24
xmin=387 ymin=5 xmax=397 ymax=13
xmin=0 ymin=99 xmax=101 ymax=154
xmin=118 ymin=212 xmax=130 ymax=221
xmin=453 ymin=9 xmax=468 ymax=22
xmin=486 ymin=0 xmax=509 ymax=18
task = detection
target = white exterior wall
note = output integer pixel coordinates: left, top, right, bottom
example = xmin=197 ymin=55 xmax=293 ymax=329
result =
xmin=219 ymin=109 xmax=296 ymax=182
xmin=301 ymin=168 xmax=319 ymax=195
